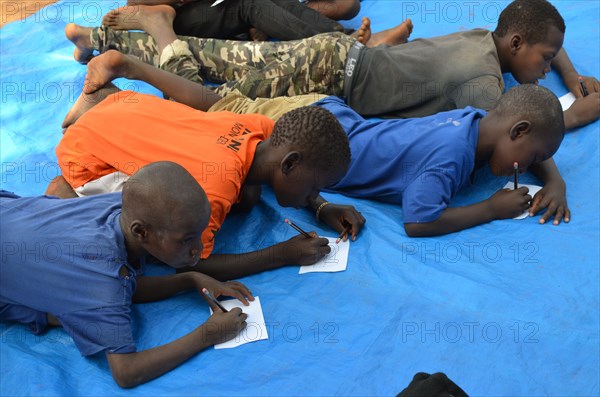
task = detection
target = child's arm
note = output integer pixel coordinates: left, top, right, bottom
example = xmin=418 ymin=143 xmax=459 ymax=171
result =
xmin=308 ymin=195 xmax=366 ymax=241
xmin=106 ymin=307 xmax=246 ymax=388
xmin=553 ymin=49 xmax=600 ymax=97
xmin=133 ymin=272 xmax=253 ymax=305
xmin=84 ymin=50 xmax=223 ymax=111
xmin=552 ymin=49 xmax=600 ymax=130
xmin=563 ymin=93 xmax=600 ymax=131
xmin=104 ymin=272 xmax=251 ymax=388
xmin=182 ymin=235 xmax=332 ymax=281
xmin=528 ymin=157 xmax=570 ymax=225
xmin=404 ymin=187 xmax=532 ymax=237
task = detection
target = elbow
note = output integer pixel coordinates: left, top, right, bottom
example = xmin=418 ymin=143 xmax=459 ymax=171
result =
xmin=112 ymin=369 xmax=142 ymax=389
xmin=403 ymin=223 xmax=420 ymax=237
xmin=110 ymin=359 xmax=143 ymax=389
xmin=403 ymin=223 xmax=434 ymax=238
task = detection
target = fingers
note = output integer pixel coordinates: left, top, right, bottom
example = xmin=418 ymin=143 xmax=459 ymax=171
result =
xmin=226 ymin=281 xmax=255 ymax=305
xmin=339 ymin=210 xmax=366 ymax=241
xmin=517 ymin=186 xmax=530 ymax=195
xmin=529 ymin=192 xmax=544 ymax=215
xmin=564 ymin=207 xmax=571 ymax=223
xmin=584 ymin=76 xmax=600 ymax=94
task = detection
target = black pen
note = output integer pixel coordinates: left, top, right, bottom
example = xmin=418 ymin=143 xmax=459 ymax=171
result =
xmin=513 ymin=162 xmax=519 ymax=190
xmin=284 ymin=219 xmax=312 ymax=238
xmin=202 ymin=288 xmax=228 ymax=312
xmin=578 ymin=76 xmax=589 ymax=97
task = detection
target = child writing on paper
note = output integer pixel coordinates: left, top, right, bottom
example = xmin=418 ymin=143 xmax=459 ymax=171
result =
xmin=1 ymin=162 xmax=253 ymax=388
xmin=65 ymin=0 xmax=599 ymax=131
xmin=318 ymin=84 xmax=567 ymax=236
xmin=48 ymin=70 xmax=365 ymax=281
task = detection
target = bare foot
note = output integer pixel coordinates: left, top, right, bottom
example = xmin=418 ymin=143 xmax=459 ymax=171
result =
xmin=352 ymin=17 xmax=371 ymax=45
xmin=65 ymin=23 xmax=94 ymax=64
xmin=102 ymin=5 xmax=175 ymax=33
xmin=367 ymin=18 xmax=413 ymax=48
xmin=83 ymin=50 xmax=133 ymax=95
xmin=62 ymin=82 xmax=121 ymax=129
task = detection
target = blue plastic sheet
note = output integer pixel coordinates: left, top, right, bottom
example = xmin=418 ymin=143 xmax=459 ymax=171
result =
xmin=1 ymin=1 xmax=599 ymax=395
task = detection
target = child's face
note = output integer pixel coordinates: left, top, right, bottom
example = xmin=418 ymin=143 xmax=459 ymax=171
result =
xmin=272 ymin=163 xmax=345 ymax=208
xmin=488 ymin=131 xmax=562 ymax=176
xmin=511 ymin=26 xmax=564 ymax=84
xmin=144 ymin=213 xmax=208 ymax=269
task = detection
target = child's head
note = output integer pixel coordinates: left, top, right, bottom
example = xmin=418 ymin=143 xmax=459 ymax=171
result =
xmin=494 ymin=0 xmax=565 ymax=84
xmin=267 ymin=106 xmax=350 ymax=208
xmin=121 ymin=161 xmax=210 ymax=268
xmin=487 ymin=84 xmax=564 ymax=176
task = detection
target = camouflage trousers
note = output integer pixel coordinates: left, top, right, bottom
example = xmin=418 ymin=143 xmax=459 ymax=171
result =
xmin=90 ymin=26 xmax=352 ymax=98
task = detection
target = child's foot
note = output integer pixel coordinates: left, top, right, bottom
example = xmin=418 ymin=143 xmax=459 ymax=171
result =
xmin=352 ymin=17 xmax=372 ymax=45
xmin=65 ymin=23 xmax=94 ymax=64
xmin=102 ymin=5 xmax=175 ymax=33
xmin=367 ymin=18 xmax=413 ymax=47
xmin=84 ymin=50 xmax=133 ymax=94
xmin=62 ymin=83 xmax=120 ymax=129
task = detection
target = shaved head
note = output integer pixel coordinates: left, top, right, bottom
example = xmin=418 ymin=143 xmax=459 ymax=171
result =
xmin=121 ymin=161 xmax=210 ymax=232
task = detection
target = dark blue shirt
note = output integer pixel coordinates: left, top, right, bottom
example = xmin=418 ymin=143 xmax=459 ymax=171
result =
xmin=0 ymin=192 xmax=137 ymax=356
xmin=317 ymin=97 xmax=482 ymax=223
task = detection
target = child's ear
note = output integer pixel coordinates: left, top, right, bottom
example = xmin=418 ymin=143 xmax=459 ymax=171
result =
xmin=280 ymin=151 xmax=301 ymax=175
xmin=509 ymin=120 xmax=532 ymax=140
xmin=510 ymin=33 xmax=523 ymax=54
xmin=130 ymin=220 xmax=149 ymax=241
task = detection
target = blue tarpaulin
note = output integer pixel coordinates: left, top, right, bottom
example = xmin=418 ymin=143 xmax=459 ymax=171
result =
xmin=1 ymin=1 xmax=599 ymax=395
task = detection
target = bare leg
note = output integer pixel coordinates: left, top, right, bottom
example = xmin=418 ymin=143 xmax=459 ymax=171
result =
xmin=65 ymin=23 xmax=95 ymax=64
xmin=62 ymin=83 xmax=121 ymax=129
xmin=367 ymin=18 xmax=413 ymax=48
xmin=84 ymin=50 xmax=222 ymax=111
xmin=102 ymin=5 xmax=177 ymax=54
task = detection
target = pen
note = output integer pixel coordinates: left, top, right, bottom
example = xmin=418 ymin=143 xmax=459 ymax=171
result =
xmin=335 ymin=226 xmax=350 ymax=244
xmin=578 ymin=76 xmax=589 ymax=97
xmin=202 ymin=288 xmax=228 ymax=312
xmin=284 ymin=219 xmax=313 ymax=238
xmin=513 ymin=162 xmax=519 ymax=190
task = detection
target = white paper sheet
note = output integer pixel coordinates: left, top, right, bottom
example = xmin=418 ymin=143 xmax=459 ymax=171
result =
xmin=211 ymin=296 xmax=268 ymax=349
xmin=299 ymin=237 xmax=350 ymax=274
xmin=211 ymin=0 xmax=225 ymax=7
xmin=559 ymin=92 xmax=576 ymax=111
xmin=503 ymin=182 xmax=543 ymax=219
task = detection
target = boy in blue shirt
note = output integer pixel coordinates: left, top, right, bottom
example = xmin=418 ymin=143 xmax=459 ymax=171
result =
xmin=1 ymin=161 xmax=253 ymax=388
xmin=319 ymin=84 xmax=567 ymax=236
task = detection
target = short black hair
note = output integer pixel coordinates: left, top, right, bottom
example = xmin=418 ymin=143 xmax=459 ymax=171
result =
xmin=495 ymin=0 xmax=565 ymax=44
xmin=494 ymin=84 xmax=565 ymax=140
xmin=271 ymin=106 xmax=350 ymax=175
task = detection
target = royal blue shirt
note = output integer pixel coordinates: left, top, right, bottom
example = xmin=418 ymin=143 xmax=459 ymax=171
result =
xmin=317 ymin=97 xmax=483 ymax=223
xmin=0 ymin=192 xmax=137 ymax=356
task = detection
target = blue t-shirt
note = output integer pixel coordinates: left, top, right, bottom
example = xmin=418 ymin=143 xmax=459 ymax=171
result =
xmin=317 ymin=97 xmax=483 ymax=223
xmin=0 ymin=192 xmax=137 ymax=356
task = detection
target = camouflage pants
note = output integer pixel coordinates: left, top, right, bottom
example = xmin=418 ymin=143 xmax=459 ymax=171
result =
xmin=90 ymin=27 xmax=352 ymax=98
